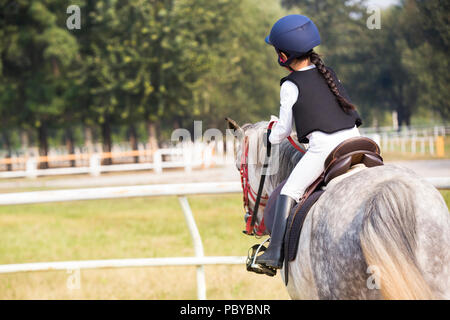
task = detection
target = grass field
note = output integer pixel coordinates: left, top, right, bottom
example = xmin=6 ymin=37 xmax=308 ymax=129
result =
xmin=0 ymin=194 xmax=289 ymax=299
xmin=0 ymin=190 xmax=448 ymax=300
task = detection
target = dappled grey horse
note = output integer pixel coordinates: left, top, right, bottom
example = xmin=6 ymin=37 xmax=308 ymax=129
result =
xmin=229 ymin=119 xmax=450 ymax=300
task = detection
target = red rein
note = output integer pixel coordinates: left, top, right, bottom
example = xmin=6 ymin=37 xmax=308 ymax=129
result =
xmin=239 ymin=121 xmax=305 ymax=236
xmin=287 ymin=136 xmax=305 ymax=153
xmin=240 ymin=135 xmax=268 ymax=236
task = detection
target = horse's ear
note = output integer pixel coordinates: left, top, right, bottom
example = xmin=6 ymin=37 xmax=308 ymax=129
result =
xmin=225 ymin=117 xmax=241 ymax=131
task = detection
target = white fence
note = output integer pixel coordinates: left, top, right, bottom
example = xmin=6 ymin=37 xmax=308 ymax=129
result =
xmin=0 ymin=142 xmax=235 ymax=179
xmin=359 ymin=125 xmax=449 ymax=137
xmin=0 ymin=178 xmax=448 ymax=299
xmin=2 ymin=125 xmax=448 ymax=179
xmin=360 ymin=125 xmax=449 ymax=156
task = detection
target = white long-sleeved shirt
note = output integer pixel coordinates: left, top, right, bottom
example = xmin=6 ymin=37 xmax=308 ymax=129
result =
xmin=269 ymin=64 xmax=316 ymax=144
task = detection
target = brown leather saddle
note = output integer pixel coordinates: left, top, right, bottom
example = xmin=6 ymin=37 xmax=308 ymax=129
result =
xmin=263 ymin=136 xmax=383 ymax=283
xmin=300 ymin=136 xmax=383 ymax=204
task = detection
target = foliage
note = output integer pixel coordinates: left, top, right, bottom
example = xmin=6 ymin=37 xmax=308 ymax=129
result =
xmin=0 ymin=0 xmax=448 ymax=156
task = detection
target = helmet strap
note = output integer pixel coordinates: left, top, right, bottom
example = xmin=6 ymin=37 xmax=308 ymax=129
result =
xmin=276 ymin=49 xmax=314 ymax=72
xmin=276 ymin=49 xmax=296 ymax=72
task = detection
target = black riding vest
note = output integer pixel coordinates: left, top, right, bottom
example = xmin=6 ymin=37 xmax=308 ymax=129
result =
xmin=280 ymin=67 xmax=362 ymax=143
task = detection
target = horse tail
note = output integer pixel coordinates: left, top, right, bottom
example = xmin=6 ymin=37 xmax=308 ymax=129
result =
xmin=360 ymin=180 xmax=434 ymax=300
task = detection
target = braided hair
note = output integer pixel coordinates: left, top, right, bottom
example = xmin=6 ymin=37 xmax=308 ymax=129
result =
xmin=308 ymin=51 xmax=356 ymax=113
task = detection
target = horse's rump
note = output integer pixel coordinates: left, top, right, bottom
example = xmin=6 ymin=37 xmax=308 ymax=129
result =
xmin=299 ymin=164 xmax=450 ymax=299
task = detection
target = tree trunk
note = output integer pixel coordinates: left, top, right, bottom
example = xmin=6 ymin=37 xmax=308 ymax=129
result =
xmin=101 ymin=120 xmax=112 ymax=165
xmin=52 ymin=58 xmax=60 ymax=77
xmin=128 ymin=124 xmax=139 ymax=163
xmin=84 ymin=125 xmax=94 ymax=154
xmin=38 ymin=123 xmax=49 ymax=169
xmin=396 ymin=104 xmax=411 ymax=130
xmin=20 ymin=130 xmax=30 ymax=157
xmin=2 ymin=131 xmax=13 ymax=171
xmin=146 ymin=120 xmax=159 ymax=153
xmin=65 ymin=128 xmax=76 ymax=167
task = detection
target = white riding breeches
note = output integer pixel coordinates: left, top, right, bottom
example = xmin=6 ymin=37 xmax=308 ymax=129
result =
xmin=280 ymin=126 xmax=361 ymax=202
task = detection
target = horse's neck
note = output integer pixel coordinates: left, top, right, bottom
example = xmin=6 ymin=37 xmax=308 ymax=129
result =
xmin=260 ymin=141 xmax=304 ymax=196
xmin=248 ymin=164 xmax=263 ymax=192
xmin=244 ymin=123 xmax=304 ymax=197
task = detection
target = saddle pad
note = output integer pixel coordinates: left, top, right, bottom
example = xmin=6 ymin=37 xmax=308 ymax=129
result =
xmin=283 ymin=190 xmax=324 ymax=285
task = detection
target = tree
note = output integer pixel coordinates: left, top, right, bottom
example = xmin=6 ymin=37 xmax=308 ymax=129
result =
xmin=0 ymin=1 xmax=79 ymax=168
xmin=401 ymin=0 xmax=450 ymax=121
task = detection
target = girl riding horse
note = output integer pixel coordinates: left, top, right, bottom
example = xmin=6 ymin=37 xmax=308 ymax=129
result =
xmin=257 ymin=15 xmax=363 ymax=269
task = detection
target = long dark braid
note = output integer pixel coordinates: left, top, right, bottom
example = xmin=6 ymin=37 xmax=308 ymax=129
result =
xmin=309 ymin=51 xmax=357 ymax=113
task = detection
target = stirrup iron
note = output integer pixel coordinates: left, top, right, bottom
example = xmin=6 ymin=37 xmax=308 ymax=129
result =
xmin=246 ymin=238 xmax=277 ymax=277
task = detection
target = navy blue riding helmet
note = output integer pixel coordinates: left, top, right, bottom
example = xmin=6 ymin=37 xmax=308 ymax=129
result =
xmin=265 ymin=15 xmax=321 ymax=68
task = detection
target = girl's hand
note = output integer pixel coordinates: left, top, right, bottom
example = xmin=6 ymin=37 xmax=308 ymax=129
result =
xmin=270 ymin=115 xmax=279 ymax=122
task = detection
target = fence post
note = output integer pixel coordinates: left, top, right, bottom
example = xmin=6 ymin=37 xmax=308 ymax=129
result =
xmin=153 ymin=150 xmax=162 ymax=174
xmin=203 ymin=145 xmax=213 ymax=169
xmin=389 ymin=135 xmax=394 ymax=152
xmin=89 ymin=154 xmax=101 ymax=177
xmin=183 ymin=145 xmax=192 ymax=173
xmin=436 ymin=136 xmax=445 ymax=157
xmin=429 ymin=137 xmax=435 ymax=155
xmin=401 ymin=135 xmax=406 ymax=153
xmin=411 ymin=134 xmax=416 ymax=155
xmin=178 ymin=196 xmax=206 ymax=300
xmin=381 ymin=133 xmax=388 ymax=151
xmin=226 ymin=139 xmax=235 ymax=165
xmin=213 ymin=141 xmax=224 ymax=165
xmin=25 ymin=158 xmax=37 ymax=179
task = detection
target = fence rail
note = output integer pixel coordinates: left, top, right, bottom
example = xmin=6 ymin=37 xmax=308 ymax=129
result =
xmin=1 ymin=127 xmax=447 ymax=178
xmin=0 ymin=256 xmax=247 ymax=274
xmin=0 ymin=178 xmax=448 ymax=300
xmin=0 ymin=182 xmax=242 ymax=205
xmin=0 ymin=143 xmax=232 ymax=179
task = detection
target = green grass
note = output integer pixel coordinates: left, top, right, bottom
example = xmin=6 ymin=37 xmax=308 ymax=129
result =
xmin=0 ymin=195 xmax=258 ymax=264
xmin=440 ymin=190 xmax=450 ymax=206
xmin=0 ymin=191 xmax=448 ymax=299
xmin=0 ymin=195 xmax=289 ymax=299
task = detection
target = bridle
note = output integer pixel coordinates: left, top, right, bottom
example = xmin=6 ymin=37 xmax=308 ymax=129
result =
xmin=240 ymin=121 xmax=305 ymax=236
xmin=240 ymin=133 xmax=269 ymax=236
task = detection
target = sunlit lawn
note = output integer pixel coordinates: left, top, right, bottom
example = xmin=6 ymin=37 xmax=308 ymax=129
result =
xmin=0 ymin=195 xmax=288 ymax=299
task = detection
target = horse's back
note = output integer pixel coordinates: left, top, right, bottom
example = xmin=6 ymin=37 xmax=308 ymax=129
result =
xmin=288 ymin=164 xmax=450 ymax=299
